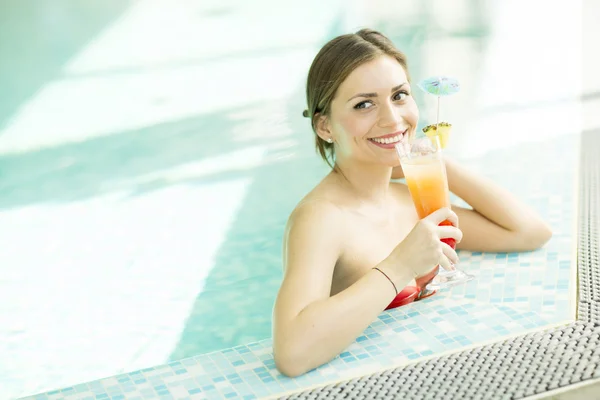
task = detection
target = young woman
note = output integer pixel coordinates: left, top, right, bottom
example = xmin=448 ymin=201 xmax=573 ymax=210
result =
xmin=272 ymin=29 xmax=552 ymax=377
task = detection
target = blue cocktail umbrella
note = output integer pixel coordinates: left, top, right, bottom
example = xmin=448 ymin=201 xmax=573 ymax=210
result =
xmin=417 ymin=76 xmax=460 ymax=127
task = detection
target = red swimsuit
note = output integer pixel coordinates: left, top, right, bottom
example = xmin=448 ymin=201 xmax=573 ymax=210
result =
xmin=385 ymin=267 xmax=439 ymax=310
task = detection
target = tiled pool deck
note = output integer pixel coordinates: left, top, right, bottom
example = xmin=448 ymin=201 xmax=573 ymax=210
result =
xmin=19 ymin=129 xmax=580 ymax=400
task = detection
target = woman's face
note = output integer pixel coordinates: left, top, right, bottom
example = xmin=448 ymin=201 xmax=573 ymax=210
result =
xmin=326 ymin=55 xmax=419 ymax=167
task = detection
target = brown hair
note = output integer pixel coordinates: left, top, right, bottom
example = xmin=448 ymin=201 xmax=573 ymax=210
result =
xmin=303 ymin=29 xmax=410 ymax=168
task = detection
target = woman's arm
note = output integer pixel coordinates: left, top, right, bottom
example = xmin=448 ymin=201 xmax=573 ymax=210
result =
xmin=444 ymin=157 xmax=552 ymax=252
xmin=272 ymin=201 xmax=411 ymax=377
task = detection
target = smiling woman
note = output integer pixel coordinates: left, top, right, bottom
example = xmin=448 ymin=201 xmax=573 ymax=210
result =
xmin=302 ymin=29 xmax=416 ymax=168
xmin=272 ymin=28 xmax=552 ymax=378
xmin=324 ymin=56 xmax=416 ymax=166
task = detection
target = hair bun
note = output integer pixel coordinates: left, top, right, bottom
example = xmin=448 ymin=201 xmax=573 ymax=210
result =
xmin=302 ymin=109 xmax=309 ymax=118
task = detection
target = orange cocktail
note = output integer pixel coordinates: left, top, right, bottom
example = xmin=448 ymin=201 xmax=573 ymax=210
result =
xmin=397 ymin=136 xmax=456 ymax=244
xmin=401 ymin=151 xmax=456 ymax=248
xmin=396 ymin=136 xmax=473 ymax=289
xmin=402 ymin=155 xmax=450 ymax=217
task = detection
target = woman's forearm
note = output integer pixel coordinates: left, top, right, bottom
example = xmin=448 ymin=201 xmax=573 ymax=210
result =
xmin=445 ymin=157 xmax=551 ymax=235
xmin=274 ymin=266 xmax=411 ymax=377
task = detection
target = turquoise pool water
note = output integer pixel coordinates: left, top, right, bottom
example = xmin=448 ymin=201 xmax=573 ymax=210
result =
xmin=2 ymin=0 xmax=484 ymax=359
xmin=1 ymin=1 xmax=586 ymax=397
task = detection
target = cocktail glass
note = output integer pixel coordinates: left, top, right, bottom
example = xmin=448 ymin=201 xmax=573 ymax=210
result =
xmin=396 ymin=136 xmax=474 ymax=290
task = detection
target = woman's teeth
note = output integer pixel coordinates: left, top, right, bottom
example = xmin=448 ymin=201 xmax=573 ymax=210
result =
xmin=371 ymin=134 xmax=403 ymax=144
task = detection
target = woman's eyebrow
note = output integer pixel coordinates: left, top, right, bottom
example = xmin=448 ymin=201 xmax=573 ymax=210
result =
xmin=346 ymin=82 xmax=408 ymax=102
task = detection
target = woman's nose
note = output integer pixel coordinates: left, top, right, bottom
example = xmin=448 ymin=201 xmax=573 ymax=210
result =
xmin=377 ymin=102 xmax=403 ymax=128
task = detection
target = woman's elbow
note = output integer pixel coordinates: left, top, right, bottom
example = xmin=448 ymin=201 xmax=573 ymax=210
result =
xmin=522 ymin=223 xmax=553 ymax=250
xmin=273 ymin=346 xmax=310 ymax=378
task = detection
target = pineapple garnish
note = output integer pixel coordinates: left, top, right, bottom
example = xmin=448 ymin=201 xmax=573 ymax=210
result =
xmin=422 ymin=122 xmax=451 ymax=149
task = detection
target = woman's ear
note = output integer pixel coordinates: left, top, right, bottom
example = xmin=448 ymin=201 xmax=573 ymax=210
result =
xmin=314 ymin=113 xmax=334 ymax=143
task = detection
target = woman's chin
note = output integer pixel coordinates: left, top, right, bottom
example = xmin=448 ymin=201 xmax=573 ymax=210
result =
xmin=378 ymin=155 xmax=401 ymax=168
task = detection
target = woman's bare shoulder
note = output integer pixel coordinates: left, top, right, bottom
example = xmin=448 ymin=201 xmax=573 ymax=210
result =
xmin=289 ymin=176 xmax=344 ymax=218
xmin=282 ymin=182 xmax=346 ymax=276
xmin=284 ymin=177 xmax=346 ymax=244
xmin=287 ymin=191 xmax=342 ymax=230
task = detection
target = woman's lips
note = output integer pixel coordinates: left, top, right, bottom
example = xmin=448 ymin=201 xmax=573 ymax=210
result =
xmin=368 ymin=130 xmax=407 ymax=149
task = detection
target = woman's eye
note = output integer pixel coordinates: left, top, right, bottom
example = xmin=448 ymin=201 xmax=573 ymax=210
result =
xmin=393 ymin=91 xmax=409 ymax=101
xmin=354 ymin=100 xmax=374 ymax=110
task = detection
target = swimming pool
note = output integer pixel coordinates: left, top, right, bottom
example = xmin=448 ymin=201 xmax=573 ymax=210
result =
xmin=0 ymin=0 xmax=587 ymax=398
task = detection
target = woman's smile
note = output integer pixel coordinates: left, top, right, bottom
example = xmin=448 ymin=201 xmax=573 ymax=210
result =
xmin=367 ymin=129 xmax=408 ymax=149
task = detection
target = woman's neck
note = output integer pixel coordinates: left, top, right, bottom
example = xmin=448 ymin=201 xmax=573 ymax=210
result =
xmin=332 ymin=157 xmax=393 ymax=205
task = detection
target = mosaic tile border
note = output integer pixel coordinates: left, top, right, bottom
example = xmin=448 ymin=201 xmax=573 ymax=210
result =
xmin=278 ymin=129 xmax=600 ymax=399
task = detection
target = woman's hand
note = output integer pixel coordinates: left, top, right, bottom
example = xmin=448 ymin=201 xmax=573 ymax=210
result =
xmin=379 ymin=207 xmax=462 ymax=286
